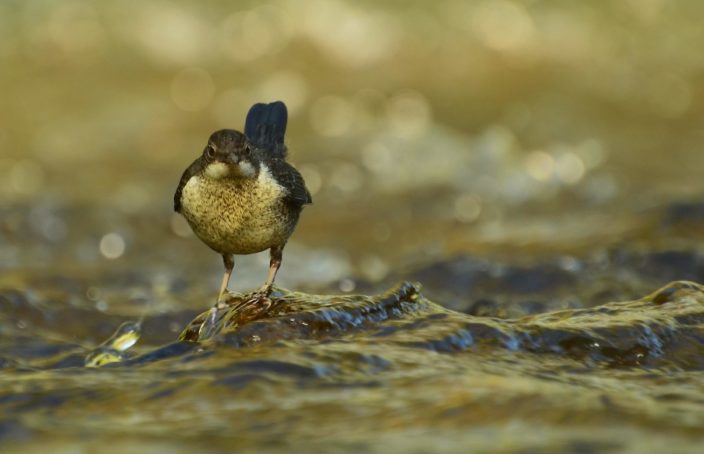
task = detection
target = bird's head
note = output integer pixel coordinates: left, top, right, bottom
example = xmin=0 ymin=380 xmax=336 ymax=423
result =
xmin=201 ymin=129 xmax=259 ymax=180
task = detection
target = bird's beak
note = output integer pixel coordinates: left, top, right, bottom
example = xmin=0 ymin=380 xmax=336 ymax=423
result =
xmin=225 ymin=153 xmax=240 ymax=165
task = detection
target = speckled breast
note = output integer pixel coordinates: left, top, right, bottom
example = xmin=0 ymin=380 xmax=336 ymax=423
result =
xmin=179 ymin=172 xmax=297 ymax=255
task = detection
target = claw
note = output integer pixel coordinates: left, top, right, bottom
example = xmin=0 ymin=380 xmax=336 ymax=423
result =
xmin=257 ymin=283 xmax=273 ymax=297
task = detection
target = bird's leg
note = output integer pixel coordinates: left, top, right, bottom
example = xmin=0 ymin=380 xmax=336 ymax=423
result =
xmin=259 ymin=245 xmax=283 ymax=296
xmin=217 ymin=254 xmax=235 ymax=305
xmin=201 ymin=254 xmax=234 ymax=337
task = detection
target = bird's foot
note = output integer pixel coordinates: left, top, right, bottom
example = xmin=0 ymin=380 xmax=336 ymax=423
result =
xmin=255 ymin=284 xmax=273 ymax=297
xmin=246 ymin=285 xmax=273 ymax=309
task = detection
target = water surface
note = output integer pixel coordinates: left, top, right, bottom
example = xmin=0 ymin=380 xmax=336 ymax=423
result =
xmin=2 ymin=278 xmax=703 ymax=452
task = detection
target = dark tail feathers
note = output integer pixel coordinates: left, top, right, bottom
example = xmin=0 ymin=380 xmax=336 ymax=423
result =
xmin=245 ymin=101 xmax=288 ymax=158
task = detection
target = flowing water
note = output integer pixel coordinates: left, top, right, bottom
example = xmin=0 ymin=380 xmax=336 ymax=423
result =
xmin=2 ymin=1 xmax=704 ymax=452
xmin=2 ymin=278 xmax=704 ymax=452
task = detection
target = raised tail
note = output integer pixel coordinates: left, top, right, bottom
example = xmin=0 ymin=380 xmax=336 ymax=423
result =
xmin=244 ymin=101 xmax=288 ymax=158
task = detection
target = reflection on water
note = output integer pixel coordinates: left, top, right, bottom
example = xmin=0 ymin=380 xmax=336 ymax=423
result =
xmin=2 ymin=0 xmax=704 ymax=451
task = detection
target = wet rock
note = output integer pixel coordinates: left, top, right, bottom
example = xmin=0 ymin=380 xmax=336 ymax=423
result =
xmin=173 ymin=281 xmax=704 ymax=371
xmin=179 ymin=283 xmax=426 ymax=343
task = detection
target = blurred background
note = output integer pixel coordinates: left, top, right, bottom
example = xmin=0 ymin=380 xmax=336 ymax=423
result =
xmin=2 ymin=0 xmax=704 ymax=309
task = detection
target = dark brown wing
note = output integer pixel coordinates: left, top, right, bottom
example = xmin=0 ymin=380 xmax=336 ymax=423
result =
xmin=174 ymin=157 xmax=203 ymax=212
xmin=266 ymin=158 xmax=312 ymax=207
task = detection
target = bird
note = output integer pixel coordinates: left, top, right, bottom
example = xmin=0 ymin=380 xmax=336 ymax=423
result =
xmin=174 ymin=101 xmax=311 ymax=332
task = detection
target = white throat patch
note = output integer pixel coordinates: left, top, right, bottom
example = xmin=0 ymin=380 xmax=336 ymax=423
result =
xmin=204 ymin=162 xmax=230 ymax=179
xmin=237 ymin=161 xmax=256 ymax=178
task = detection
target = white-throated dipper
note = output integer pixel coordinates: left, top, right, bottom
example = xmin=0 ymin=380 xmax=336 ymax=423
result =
xmin=174 ymin=101 xmax=311 ymax=330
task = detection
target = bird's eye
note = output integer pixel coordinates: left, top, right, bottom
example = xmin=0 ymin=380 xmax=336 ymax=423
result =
xmin=205 ymin=145 xmax=215 ymax=159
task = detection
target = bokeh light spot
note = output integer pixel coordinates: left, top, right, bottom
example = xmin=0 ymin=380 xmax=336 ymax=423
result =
xmin=555 ymin=152 xmax=585 ymax=185
xmin=454 ymin=193 xmax=482 ymax=223
xmin=524 ymin=151 xmax=554 ymax=182
xmin=386 ymin=91 xmax=432 ymax=139
xmin=99 ymin=233 xmax=126 ymax=260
